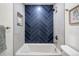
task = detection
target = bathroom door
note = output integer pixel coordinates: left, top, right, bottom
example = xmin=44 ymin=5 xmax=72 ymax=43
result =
xmin=25 ymin=5 xmax=53 ymax=43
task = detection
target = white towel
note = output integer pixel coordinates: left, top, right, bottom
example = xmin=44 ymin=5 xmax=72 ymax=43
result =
xmin=0 ymin=25 xmax=6 ymax=53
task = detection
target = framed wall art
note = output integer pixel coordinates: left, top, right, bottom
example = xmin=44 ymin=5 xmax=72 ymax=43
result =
xmin=69 ymin=5 xmax=79 ymax=24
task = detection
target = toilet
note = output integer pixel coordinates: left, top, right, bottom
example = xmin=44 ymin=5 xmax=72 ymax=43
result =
xmin=61 ymin=45 xmax=79 ymax=56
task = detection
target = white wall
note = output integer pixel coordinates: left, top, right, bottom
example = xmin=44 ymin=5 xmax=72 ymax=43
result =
xmin=13 ymin=3 xmax=25 ymax=54
xmin=0 ymin=3 xmax=13 ymax=56
xmin=54 ymin=3 xmax=65 ymax=48
xmin=65 ymin=3 xmax=79 ymax=51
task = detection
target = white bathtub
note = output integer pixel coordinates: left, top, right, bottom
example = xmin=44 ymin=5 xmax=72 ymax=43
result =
xmin=15 ymin=44 xmax=61 ymax=56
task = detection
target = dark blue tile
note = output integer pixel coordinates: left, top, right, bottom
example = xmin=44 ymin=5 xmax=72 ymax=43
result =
xmin=25 ymin=5 xmax=53 ymax=43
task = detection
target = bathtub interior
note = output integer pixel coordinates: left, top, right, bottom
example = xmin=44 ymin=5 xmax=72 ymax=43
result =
xmin=15 ymin=44 xmax=61 ymax=56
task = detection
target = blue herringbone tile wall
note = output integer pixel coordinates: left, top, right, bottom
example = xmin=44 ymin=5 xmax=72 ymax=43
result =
xmin=25 ymin=5 xmax=53 ymax=43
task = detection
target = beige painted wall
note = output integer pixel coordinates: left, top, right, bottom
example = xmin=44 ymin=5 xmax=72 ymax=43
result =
xmin=0 ymin=3 xmax=13 ymax=56
xmin=65 ymin=3 xmax=79 ymax=51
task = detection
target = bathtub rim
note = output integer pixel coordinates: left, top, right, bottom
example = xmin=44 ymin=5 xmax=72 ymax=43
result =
xmin=15 ymin=43 xmax=61 ymax=56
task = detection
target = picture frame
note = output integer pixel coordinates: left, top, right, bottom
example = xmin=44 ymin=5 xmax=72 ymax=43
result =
xmin=69 ymin=5 xmax=79 ymax=24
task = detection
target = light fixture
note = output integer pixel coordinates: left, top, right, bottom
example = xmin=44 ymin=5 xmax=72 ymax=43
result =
xmin=36 ymin=6 xmax=42 ymax=19
xmin=37 ymin=6 xmax=42 ymax=12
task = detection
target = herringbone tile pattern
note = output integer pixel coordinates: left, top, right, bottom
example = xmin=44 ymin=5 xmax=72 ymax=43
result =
xmin=25 ymin=5 xmax=53 ymax=43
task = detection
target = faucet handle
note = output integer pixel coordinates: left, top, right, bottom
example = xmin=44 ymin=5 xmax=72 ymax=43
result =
xmin=55 ymin=35 xmax=58 ymax=40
